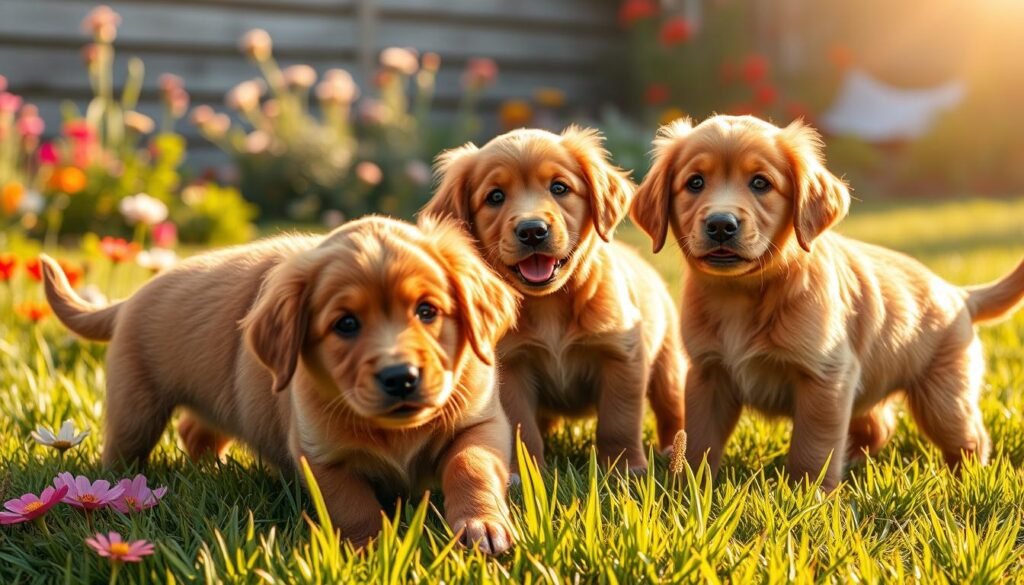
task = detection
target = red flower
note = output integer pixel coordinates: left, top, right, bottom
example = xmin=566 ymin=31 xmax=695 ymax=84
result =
xmin=644 ymin=83 xmax=670 ymax=105
xmin=100 ymin=237 xmax=140 ymax=264
xmin=754 ymin=84 xmax=778 ymax=106
xmin=741 ymin=54 xmax=770 ymax=85
xmin=0 ymin=253 xmax=15 ymax=281
xmin=659 ymin=17 xmax=694 ymax=47
xmin=38 ymin=142 xmax=59 ymax=165
xmin=25 ymin=257 xmax=42 ymax=281
xmin=16 ymin=302 xmax=50 ymax=323
xmin=58 ymin=259 xmax=83 ymax=288
xmin=64 ymin=120 xmax=95 ymax=142
xmin=618 ymin=0 xmax=657 ymax=27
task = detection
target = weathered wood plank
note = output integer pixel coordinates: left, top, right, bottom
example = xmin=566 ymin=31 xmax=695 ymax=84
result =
xmin=0 ymin=0 xmax=615 ymax=62
xmin=0 ymin=46 xmax=602 ymax=105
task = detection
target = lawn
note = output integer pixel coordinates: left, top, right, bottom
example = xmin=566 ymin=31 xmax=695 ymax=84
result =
xmin=2 ymin=197 xmax=1023 ymax=583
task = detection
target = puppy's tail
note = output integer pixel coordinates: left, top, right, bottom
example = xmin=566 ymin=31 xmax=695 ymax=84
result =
xmin=40 ymin=255 xmax=120 ymax=341
xmin=965 ymin=257 xmax=1024 ymax=324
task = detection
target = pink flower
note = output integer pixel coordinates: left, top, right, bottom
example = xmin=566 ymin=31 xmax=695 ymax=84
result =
xmin=152 ymin=221 xmax=178 ymax=249
xmin=54 ymin=472 xmax=125 ymax=510
xmin=85 ymin=532 xmax=155 ymax=563
xmin=111 ymin=475 xmax=167 ymax=513
xmin=38 ymin=142 xmax=59 ymax=165
xmin=0 ymin=92 xmax=22 ymax=114
xmin=81 ymin=5 xmax=122 ymax=43
xmin=64 ymin=120 xmax=95 ymax=142
xmin=0 ymin=485 xmax=68 ymax=524
xmin=462 ymin=58 xmax=498 ymax=90
xmin=355 ymin=161 xmax=383 ymax=186
xmin=17 ymin=105 xmax=45 ymax=137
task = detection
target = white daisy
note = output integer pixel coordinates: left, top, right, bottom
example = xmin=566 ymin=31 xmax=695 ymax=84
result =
xmin=31 ymin=420 xmax=89 ymax=453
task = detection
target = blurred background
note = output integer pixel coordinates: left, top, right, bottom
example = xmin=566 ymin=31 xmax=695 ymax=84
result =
xmin=1 ymin=0 xmax=1022 ymax=249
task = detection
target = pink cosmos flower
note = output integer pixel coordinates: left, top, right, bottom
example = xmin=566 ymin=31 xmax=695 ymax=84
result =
xmin=0 ymin=92 xmax=22 ymax=114
xmin=54 ymin=473 xmax=124 ymax=510
xmin=111 ymin=475 xmax=167 ymax=513
xmin=85 ymin=532 xmax=155 ymax=562
xmin=0 ymin=485 xmax=68 ymax=525
xmin=152 ymin=221 xmax=178 ymax=249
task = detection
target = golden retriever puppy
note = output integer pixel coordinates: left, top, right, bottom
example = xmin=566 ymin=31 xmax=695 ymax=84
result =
xmin=422 ymin=126 xmax=686 ymax=471
xmin=631 ymin=115 xmax=1024 ymax=490
xmin=41 ymin=216 xmax=520 ymax=553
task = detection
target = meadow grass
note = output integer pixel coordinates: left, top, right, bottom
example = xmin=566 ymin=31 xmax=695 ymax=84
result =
xmin=2 ymin=197 xmax=1023 ymax=583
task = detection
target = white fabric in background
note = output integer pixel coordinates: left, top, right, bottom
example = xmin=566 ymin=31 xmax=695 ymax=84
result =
xmin=820 ymin=68 xmax=966 ymax=141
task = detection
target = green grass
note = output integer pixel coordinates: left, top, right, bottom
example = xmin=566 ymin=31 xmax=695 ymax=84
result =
xmin=2 ymin=197 xmax=1024 ymax=583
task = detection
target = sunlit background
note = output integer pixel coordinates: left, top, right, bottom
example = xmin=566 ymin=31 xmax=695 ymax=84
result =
xmin=2 ymin=0 xmax=1023 ymax=243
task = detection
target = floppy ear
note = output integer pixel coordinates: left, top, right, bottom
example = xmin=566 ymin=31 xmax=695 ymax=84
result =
xmin=241 ymin=259 xmax=311 ymax=393
xmin=421 ymin=216 xmax=520 ymax=365
xmin=420 ymin=143 xmax=480 ymax=224
xmin=779 ymin=121 xmax=850 ymax=252
xmin=560 ymin=125 xmax=634 ymax=242
xmin=631 ymin=118 xmax=693 ymax=253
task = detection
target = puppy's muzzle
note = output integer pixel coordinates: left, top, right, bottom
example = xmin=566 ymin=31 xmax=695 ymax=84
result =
xmin=375 ymin=363 xmax=420 ymax=399
xmin=705 ymin=213 xmax=740 ymax=244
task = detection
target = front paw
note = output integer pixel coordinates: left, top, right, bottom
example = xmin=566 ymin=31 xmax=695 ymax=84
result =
xmin=450 ymin=515 xmax=514 ymax=555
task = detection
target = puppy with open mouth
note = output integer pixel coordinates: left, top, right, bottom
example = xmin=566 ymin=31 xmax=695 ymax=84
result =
xmin=41 ymin=216 xmax=520 ymax=553
xmin=632 ymin=115 xmax=1024 ymax=490
xmin=422 ymin=126 xmax=687 ymax=472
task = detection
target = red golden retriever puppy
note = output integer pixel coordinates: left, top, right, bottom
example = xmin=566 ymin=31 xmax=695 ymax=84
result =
xmin=631 ymin=115 xmax=1024 ymax=490
xmin=41 ymin=216 xmax=520 ymax=552
xmin=422 ymin=126 xmax=687 ymax=471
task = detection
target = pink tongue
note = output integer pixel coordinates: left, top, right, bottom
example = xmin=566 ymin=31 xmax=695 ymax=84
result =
xmin=517 ymin=255 xmax=557 ymax=283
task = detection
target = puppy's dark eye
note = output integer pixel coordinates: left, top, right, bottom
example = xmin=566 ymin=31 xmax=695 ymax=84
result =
xmin=550 ymin=181 xmax=570 ymax=196
xmin=686 ymin=174 xmax=705 ymax=193
xmin=485 ymin=189 xmax=505 ymax=206
xmin=416 ymin=302 xmax=438 ymax=323
xmin=333 ymin=314 xmax=360 ymax=338
xmin=750 ymin=175 xmax=771 ymax=193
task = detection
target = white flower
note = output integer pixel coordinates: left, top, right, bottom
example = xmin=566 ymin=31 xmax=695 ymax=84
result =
xmin=119 ymin=193 xmax=169 ymax=226
xmin=31 ymin=420 xmax=89 ymax=453
xmin=136 ymin=248 xmax=178 ymax=273
xmin=19 ymin=189 xmax=44 ymax=214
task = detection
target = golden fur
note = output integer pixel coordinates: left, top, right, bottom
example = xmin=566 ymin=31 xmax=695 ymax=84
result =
xmin=41 ymin=216 xmax=520 ymax=553
xmin=422 ymin=126 xmax=686 ymax=471
xmin=632 ymin=115 xmax=1024 ymax=490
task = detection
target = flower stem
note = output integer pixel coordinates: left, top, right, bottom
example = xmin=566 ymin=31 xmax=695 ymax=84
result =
xmin=34 ymin=516 xmax=51 ymax=536
xmin=109 ymin=562 xmax=121 ymax=585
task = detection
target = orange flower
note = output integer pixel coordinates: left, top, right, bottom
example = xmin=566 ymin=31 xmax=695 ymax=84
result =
xmin=2 ymin=182 xmax=24 ymax=215
xmin=827 ymin=44 xmax=855 ymax=70
xmin=0 ymin=253 xmax=15 ymax=281
xmin=48 ymin=167 xmax=87 ymax=195
xmin=534 ymin=88 xmax=567 ymax=109
xmin=58 ymin=259 xmax=83 ymax=288
xmin=25 ymin=257 xmax=42 ymax=281
xmin=100 ymin=237 xmax=139 ymax=264
xmin=498 ymin=100 xmax=533 ymax=130
xmin=659 ymin=107 xmax=687 ymax=126
xmin=16 ymin=302 xmax=50 ymax=323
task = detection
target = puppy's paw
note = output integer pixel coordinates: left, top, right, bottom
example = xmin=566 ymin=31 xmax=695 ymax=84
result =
xmin=451 ymin=515 xmax=514 ymax=555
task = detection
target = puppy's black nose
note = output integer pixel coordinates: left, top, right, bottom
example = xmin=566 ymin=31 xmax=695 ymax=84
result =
xmin=705 ymin=213 xmax=740 ymax=243
xmin=515 ymin=220 xmax=550 ymax=247
xmin=375 ymin=363 xmax=420 ymax=398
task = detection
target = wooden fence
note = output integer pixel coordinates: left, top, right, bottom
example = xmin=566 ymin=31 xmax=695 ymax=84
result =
xmin=0 ymin=0 xmax=621 ymax=168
